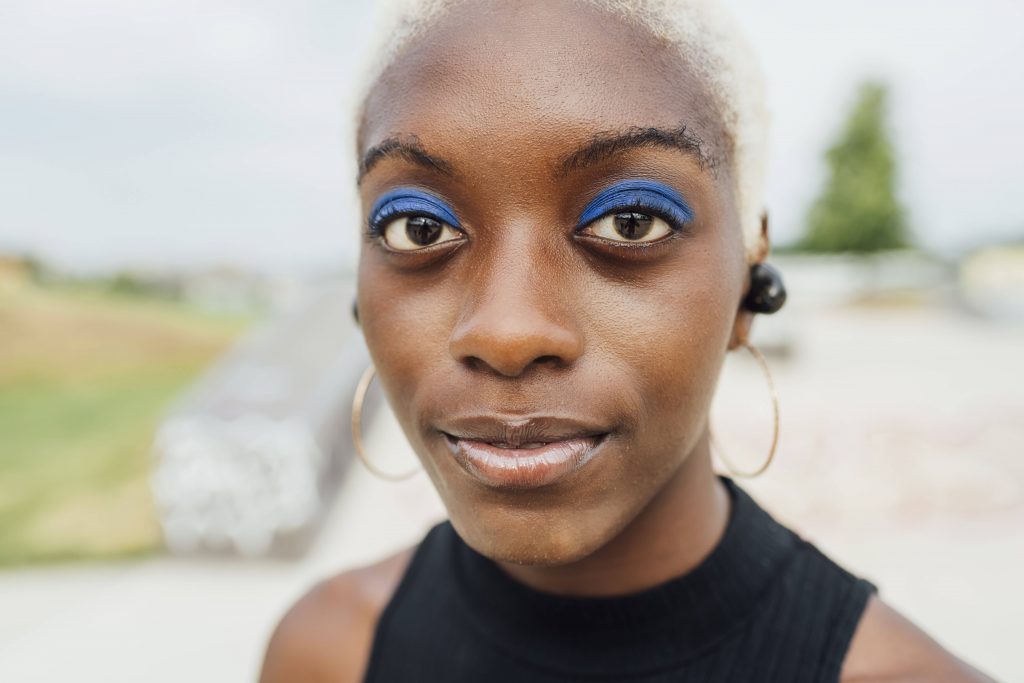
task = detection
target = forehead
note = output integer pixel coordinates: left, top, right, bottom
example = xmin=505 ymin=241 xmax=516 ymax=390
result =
xmin=360 ymin=0 xmax=725 ymax=163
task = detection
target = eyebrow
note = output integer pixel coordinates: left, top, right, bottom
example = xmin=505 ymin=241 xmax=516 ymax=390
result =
xmin=358 ymin=124 xmax=717 ymax=183
xmin=557 ymin=125 xmax=717 ymax=177
xmin=358 ymin=135 xmax=454 ymax=183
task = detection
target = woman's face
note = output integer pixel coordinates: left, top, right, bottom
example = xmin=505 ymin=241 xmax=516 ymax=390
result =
xmin=357 ymin=0 xmax=751 ymax=565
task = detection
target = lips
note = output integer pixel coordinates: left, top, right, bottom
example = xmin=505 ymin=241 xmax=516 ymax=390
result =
xmin=439 ymin=416 xmax=610 ymax=490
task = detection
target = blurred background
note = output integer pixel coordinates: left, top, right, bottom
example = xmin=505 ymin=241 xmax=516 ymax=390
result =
xmin=1 ymin=0 xmax=1022 ymax=680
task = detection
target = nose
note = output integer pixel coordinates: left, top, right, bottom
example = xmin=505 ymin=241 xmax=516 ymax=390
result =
xmin=448 ymin=247 xmax=583 ymax=378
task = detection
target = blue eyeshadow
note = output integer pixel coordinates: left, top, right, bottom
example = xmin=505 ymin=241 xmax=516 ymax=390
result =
xmin=577 ymin=180 xmax=695 ymax=229
xmin=369 ymin=188 xmax=461 ymax=233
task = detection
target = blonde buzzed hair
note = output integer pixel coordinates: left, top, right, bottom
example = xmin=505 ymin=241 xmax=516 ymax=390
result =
xmin=361 ymin=0 xmax=769 ymax=255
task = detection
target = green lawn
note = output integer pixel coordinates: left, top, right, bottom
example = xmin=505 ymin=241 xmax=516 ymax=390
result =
xmin=0 ymin=283 xmax=251 ymax=566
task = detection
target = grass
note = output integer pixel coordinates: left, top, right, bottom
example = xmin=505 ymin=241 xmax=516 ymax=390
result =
xmin=0 ymin=282 xmax=251 ymax=566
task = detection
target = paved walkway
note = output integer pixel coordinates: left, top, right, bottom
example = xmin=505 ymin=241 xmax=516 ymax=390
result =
xmin=0 ymin=306 xmax=1020 ymax=681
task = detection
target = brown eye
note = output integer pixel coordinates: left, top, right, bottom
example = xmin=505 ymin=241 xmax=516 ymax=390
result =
xmin=582 ymin=212 xmax=673 ymax=243
xmin=406 ymin=216 xmax=442 ymax=245
xmin=381 ymin=215 xmax=462 ymax=251
xmin=614 ymin=213 xmax=653 ymax=240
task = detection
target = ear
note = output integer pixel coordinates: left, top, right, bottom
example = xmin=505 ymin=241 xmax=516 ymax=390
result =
xmin=728 ymin=211 xmax=771 ymax=350
xmin=752 ymin=210 xmax=770 ymax=262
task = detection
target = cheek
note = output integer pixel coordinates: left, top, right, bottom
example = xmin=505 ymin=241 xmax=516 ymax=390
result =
xmin=598 ymin=262 xmax=737 ymax=395
xmin=357 ymin=254 xmax=453 ymax=424
xmin=582 ymin=251 xmax=739 ymax=442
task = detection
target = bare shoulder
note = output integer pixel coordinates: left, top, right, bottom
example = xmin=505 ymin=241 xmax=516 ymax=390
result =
xmin=840 ymin=595 xmax=995 ymax=683
xmin=259 ymin=547 xmax=415 ymax=683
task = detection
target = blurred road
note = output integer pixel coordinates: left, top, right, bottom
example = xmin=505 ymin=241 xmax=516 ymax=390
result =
xmin=0 ymin=305 xmax=1021 ymax=681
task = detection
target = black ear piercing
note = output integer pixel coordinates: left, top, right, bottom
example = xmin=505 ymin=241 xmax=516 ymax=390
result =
xmin=742 ymin=263 xmax=787 ymax=314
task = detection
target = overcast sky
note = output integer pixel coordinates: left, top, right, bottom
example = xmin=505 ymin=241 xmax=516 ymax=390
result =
xmin=1 ymin=0 xmax=1022 ymax=273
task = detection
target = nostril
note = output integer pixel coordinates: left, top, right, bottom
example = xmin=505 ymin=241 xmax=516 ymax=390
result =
xmin=461 ymin=356 xmax=489 ymax=374
xmin=448 ymin=306 xmax=584 ymax=378
xmin=456 ymin=345 xmax=576 ymax=378
xmin=459 ymin=351 xmax=573 ymax=378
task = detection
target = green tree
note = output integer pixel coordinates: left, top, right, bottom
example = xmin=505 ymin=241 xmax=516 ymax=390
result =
xmin=799 ymin=82 xmax=910 ymax=253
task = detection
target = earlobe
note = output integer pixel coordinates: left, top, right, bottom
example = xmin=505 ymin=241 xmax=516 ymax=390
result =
xmin=731 ymin=211 xmax=784 ymax=349
xmin=752 ymin=210 xmax=771 ymax=263
xmin=745 ymin=211 xmax=786 ymax=313
xmin=742 ymin=263 xmax=787 ymax=315
xmin=728 ymin=309 xmax=755 ymax=350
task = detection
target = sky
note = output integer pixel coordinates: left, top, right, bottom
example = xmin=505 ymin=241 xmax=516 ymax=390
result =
xmin=1 ymin=0 xmax=1023 ymax=273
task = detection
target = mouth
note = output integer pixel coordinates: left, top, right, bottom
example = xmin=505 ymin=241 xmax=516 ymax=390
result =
xmin=439 ymin=416 xmax=611 ymax=490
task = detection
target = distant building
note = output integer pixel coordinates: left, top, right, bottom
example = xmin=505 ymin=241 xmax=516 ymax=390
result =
xmin=959 ymin=245 xmax=1024 ymax=321
xmin=0 ymin=255 xmax=31 ymax=293
xmin=179 ymin=267 xmax=273 ymax=313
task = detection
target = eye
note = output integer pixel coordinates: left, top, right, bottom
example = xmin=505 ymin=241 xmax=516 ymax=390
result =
xmin=575 ymin=180 xmax=695 ymax=246
xmin=381 ymin=215 xmax=462 ymax=251
xmin=367 ymin=188 xmax=464 ymax=252
xmin=582 ymin=211 xmax=674 ymax=243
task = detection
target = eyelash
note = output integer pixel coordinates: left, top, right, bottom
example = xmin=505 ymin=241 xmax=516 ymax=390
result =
xmin=366 ymin=183 xmax=694 ymax=241
xmin=366 ymin=191 xmax=461 ymax=237
xmin=576 ymin=182 xmax=695 ymax=235
xmin=583 ymin=197 xmax=692 ymax=234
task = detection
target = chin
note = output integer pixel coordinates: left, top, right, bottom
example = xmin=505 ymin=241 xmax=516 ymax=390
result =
xmin=446 ymin=498 xmax=626 ymax=567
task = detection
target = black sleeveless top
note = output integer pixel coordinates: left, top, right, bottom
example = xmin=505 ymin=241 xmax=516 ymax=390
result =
xmin=364 ymin=479 xmax=876 ymax=682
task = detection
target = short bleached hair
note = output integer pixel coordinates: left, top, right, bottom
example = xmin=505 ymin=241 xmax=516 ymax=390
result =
xmin=359 ymin=0 xmax=769 ymax=255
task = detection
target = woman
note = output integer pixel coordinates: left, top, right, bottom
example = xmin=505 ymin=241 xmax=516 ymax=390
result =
xmin=261 ymin=1 xmax=991 ymax=680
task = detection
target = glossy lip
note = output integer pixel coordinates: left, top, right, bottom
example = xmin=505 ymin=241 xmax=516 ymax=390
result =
xmin=439 ymin=415 xmax=611 ymax=490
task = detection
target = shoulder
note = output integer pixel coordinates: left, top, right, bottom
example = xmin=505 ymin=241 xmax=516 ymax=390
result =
xmin=259 ymin=547 xmax=415 ymax=683
xmin=840 ymin=595 xmax=995 ymax=683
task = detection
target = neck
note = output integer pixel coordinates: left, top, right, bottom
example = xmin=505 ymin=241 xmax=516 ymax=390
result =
xmin=497 ymin=432 xmax=730 ymax=597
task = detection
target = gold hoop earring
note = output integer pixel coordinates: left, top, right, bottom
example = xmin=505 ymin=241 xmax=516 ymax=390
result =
xmin=351 ymin=365 xmax=420 ymax=481
xmin=711 ymin=342 xmax=779 ymax=478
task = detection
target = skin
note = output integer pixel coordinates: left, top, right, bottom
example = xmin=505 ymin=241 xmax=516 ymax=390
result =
xmin=261 ymin=1 xmax=993 ymax=681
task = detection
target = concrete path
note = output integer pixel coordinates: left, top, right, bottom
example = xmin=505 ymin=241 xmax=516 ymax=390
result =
xmin=0 ymin=306 xmax=1020 ymax=681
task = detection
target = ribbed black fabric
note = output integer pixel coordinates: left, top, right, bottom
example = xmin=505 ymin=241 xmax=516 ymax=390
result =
xmin=364 ymin=479 xmax=876 ymax=682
